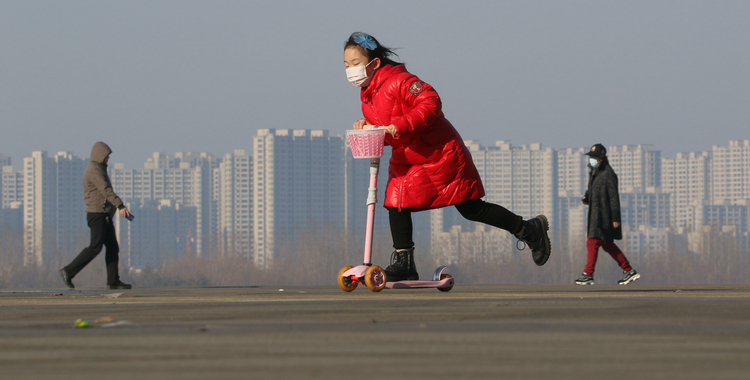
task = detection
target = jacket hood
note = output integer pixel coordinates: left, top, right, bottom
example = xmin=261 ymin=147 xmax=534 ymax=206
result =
xmin=90 ymin=142 xmax=112 ymax=164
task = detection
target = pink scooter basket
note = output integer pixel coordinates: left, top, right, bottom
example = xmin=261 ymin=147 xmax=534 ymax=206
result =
xmin=347 ymin=128 xmax=386 ymax=159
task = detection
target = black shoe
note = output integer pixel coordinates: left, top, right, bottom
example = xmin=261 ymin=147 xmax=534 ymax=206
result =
xmin=59 ymin=268 xmax=74 ymax=289
xmin=618 ymin=269 xmax=640 ymax=285
xmin=575 ymin=273 xmax=594 ymax=285
xmin=515 ymin=215 xmax=551 ymax=266
xmin=384 ymin=248 xmax=419 ymax=282
xmin=107 ymin=281 xmax=132 ymax=290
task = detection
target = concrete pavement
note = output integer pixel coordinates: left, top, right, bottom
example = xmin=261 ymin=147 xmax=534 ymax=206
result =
xmin=1 ymin=285 xmax=750 ymax=379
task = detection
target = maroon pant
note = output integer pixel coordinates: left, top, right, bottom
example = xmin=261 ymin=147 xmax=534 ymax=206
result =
xmin=584 ymin=238 xmax=632 ymax=275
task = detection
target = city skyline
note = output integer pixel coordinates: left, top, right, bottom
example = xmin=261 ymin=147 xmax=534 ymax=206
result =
xmin=1 ymin=137 xmax=748 ymax=171
xmin=2 ymin=132 xmax=749 ymax=271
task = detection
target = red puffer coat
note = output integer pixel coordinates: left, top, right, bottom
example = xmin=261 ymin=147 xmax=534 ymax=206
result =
xmin=360 ymin=64 xmax=485 ymax=211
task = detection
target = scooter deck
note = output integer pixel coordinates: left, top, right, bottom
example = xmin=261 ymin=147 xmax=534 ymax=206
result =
xmin=385 ymin=277 xmax=454 ymax=289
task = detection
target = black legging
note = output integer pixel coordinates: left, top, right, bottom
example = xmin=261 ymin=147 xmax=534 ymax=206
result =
xmin=388 ymin=199 xmax=524 ymax=249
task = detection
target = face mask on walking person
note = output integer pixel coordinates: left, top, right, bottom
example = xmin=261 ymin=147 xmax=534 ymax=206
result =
xmin=346 ymin=59 xmax=375 ymax=87
xmin=589 ymin=158 xmax=600 ymax=168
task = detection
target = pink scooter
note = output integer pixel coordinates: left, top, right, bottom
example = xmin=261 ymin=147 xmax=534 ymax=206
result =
xmin=338 ymin=128 xmax=454 ymax=293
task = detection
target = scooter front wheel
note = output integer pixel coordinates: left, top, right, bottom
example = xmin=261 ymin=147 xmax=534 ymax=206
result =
xmin=338 ymin=265 xmax=358 ymax=292
xmin=364 ymin=265 xmax=386 ymax=292
xmin=437 ymin=274 xmax=453 ymax=292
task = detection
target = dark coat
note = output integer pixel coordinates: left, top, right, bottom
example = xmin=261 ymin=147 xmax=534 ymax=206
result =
xmin=583 ymin=157 xmax=622 ymax=241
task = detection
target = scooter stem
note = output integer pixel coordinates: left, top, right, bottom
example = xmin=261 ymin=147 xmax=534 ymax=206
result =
xmin=363 ymin=158 xmax=380 ymax=265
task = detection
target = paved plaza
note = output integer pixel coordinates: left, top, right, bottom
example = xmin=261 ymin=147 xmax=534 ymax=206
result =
xmin=1 ymin=285 xmax=750 ymax=379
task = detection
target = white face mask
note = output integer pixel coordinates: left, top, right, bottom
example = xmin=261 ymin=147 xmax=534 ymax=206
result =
xmin=346 ymin=60 xmax=374 ymax=87
xmin=589 ymin=158 xmax=600 ymax=168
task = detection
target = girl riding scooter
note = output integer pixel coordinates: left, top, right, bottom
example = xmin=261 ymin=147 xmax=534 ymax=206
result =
xmin=344 ymin=32 xmax=552 ymax=281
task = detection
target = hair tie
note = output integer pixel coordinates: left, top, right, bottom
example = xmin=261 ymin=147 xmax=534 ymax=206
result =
xmin=353 ymin=33 xmax=377 ymax=50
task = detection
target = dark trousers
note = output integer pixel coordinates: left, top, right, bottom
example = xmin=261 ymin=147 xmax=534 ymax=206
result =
xmin=65 ymin=213 xmax=120 ymax=285
xmin=584 ymin=238 xmax=632 ymax=275
xmin=388 ymin=199 xmax=524 ymax=249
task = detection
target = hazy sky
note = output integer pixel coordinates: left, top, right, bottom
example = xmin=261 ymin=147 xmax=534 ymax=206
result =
xmin=2 ymin=1 xmax=749 ymax=169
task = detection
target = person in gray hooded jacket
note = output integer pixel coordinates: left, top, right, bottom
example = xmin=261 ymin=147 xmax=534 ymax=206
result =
xmin=59 ymin=142 xmax=132 ymax=289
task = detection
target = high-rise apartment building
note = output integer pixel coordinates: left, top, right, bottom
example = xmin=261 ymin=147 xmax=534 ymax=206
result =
xmin=555 ymin=147 xmax=588 ymax=249
xmin=2 ymin=165 xmax=24 ymax=208
xmin=694 ymin=204 xmax=749 ymax=232
xmin=662 ymin=152 xmax=711 ymax=230
xmin=253 ymin=129 xmax=345 ymax=268
xmin=556 ymin=147 xmax=588 ymax=198
xmin=110 ymin=152 xmax=219 ymax=257
xmin=23 ymin=152 xmax=57 ymax=265
xmin=622 ymin=225 xmax=671 ymax=257
xmin=215 ymin=150 xmax=252 ymax=258
xmin=23 ymin=151 xmax=87 ymax=266
xmin=620 ymin=192 xmax=671 ymax=230
xmin=607 ymin=145 xmax=661 ymax=193
xmin=0 ymin=201 xmax=22 ymax=229
xmin=0 ymin=156 xmax=23 ymax=241
xmin=711 ymin=140 xmax=750 ymax=205
xmin=689 ymin=203 xmax=750 ymax=255
xmin=480 ymin=141 xmax=556 ymax=221
xmin=0 ymin=200 xmax=23 ymax=265
xmin=115 ymin=198 xmax=198 ymax=268
xmin=556 ymin=196 xmax=587 ymax=255
xmin=145 ymin=152 xmax=221 ymax=247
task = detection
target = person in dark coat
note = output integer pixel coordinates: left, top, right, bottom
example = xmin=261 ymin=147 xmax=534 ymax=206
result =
xmin=575 ymin=143 xmax=640 ymax=285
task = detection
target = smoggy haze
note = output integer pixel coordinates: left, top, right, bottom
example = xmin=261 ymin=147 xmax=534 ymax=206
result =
xmin=1 ymin=1 xmax=749 ymax=169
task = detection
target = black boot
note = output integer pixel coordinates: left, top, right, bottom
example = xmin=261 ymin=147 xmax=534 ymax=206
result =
xmin=384 ymin=248 xmax=419 ymax=282
xmin=107 ymin=281 xmax=132 ymax=290
xmin=59 ymin=268 xmax=74 ymax=289
xmin=515 ymin=215 xmax=551 ymax=266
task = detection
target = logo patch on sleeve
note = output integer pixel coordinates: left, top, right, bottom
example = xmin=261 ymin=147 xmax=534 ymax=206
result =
xmin=409 ymin=81 xmax=424 ymax=95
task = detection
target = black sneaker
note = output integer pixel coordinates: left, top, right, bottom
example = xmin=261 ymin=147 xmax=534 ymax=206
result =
xmin=59 ymin=268 xmax=74 ymax=289
xmin=107 ymin=281 xmax=132 ymax=290
xmin=618 ymin=269 xmax=640 ymax=285
xmin=384 ymin=249 xmax=419 ymax=282
xmin=516 ymin=215 xmax=551 ymax=266
xmin=575 ymin=273 xmax=594 ymax=285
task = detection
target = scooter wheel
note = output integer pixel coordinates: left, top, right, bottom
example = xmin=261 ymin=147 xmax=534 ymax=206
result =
xmin=437 ymin=274 xmax=453 ymax=292
xmin=338 ymin=265 xmax=357 ymax=292
xmin=364 ymin=265 xmax=386 ymax=292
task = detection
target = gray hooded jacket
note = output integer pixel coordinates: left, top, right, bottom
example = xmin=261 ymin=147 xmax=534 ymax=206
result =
xmin=83 ymin=142 xmax=124 ymax=215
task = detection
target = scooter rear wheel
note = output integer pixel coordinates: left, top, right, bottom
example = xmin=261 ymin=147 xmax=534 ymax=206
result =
xmin=364 ymin=265 xmax=386 ymax=292
xmin=437 ymin=274 xmax=453 ymax=292
xmin=338 ymin=265 xmax=357 ymax=292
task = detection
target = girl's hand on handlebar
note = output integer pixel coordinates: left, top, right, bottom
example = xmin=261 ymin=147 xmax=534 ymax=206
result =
xmin=353 ymin=119 xmax=378 ymax=130
xmin=353 ymin=119 xmax=367 ymax=129
xmin=353 ymin=120 xmax=397 ymax=136
xmin=384 ymin=124 xmax=398 ymax=137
